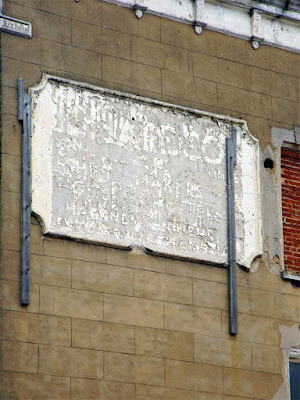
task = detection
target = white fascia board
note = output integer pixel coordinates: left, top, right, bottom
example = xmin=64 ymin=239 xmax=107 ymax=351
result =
xmin=104 ymin=0 xmax=300 ymax=53
xmin=216 ymin=0 xmax=300 ymax=21
xmin=204 ymin=2 xmax=252 ymax=38
xmin=262 ymin=15 xmax=300 ymax=53
xmin=107 ymin=0 xmax=194 ymax=22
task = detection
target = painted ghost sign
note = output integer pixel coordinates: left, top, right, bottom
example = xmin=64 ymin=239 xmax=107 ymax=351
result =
xmin=30 ymin=75 xmax=262 ymax=268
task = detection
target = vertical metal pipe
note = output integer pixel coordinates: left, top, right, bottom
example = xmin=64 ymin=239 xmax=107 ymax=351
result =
xmin=18 ymin=78 xmax=31 ymax=305
xmin=226 ymin=126 xmax=237 ymax=335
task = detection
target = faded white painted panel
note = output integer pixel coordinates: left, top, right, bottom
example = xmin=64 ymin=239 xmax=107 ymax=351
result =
xmin=30 ymin=75 xmax=261 ymax=268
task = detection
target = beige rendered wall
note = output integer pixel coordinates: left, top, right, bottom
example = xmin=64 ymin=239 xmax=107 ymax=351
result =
xmin=0 ymin=1 xmax=299 ymax=399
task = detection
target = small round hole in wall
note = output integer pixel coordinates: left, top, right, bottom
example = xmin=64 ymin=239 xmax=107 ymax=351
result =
xmin=264 ymin=158 xmax=274 ymax=170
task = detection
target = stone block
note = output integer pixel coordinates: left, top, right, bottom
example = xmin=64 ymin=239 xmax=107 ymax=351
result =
xmin=192 ymin=52 xmax=244 ymax=88
xmin=271 ymin=47 xmax=300 ymax=78
xmin=250 ymin=288 xmax=299 ymax=322
xmin=39 ymin=345 xmax=103 ymax=378
xmin=0 ymin=280 xmax=39 ymax=313
xmin=132 ymin=37 xmax=189 ymax=75
xmin=194 ymin=334 xmax=251 ymax=369
xmin=217 ymin=34 xmax=271 ymax=70
xmin=134 ymin=270 xmax=192 ymax=304
xmin=193 ymin=264 xmax=227 ymax=283
xmin=217 ymin=84 xmax=272 ymax=119
xmin=72 ymin=260 xmax=133 ymax=296
xmin=105 ymin=248 xmax=129 ymax=267
xmin=236 ymin=265 xmax=251 ymax=287
xmin=164 ymin=302 xmax=222 ymax=336
xmin=41 ymin=39 xmax=65 ymax=70
xmin=136 ymin=385 xmax=194 ymax=400
xmin=194 ymin=393 xmax=223 ymax=400
xmin=223 ymin=397 xmax=255 ymax=400
xmin=104 ymin=352 xmax=164 ymax=386
xmin=245 ymin=66 xmax=297 ymax=102
xmin=30 ymin=223 xmax=44 ymax=255
xmin=40 ymin=0 xmax=74 ymax=18
xmin=6 ymin=0 xmax=40 ymax=10
xmin=278 ymin=277 xmax=300 ymax=296
xmin=137 ymin=91 xmax=192 ymax=109
xmin=2 ymin=341 xmax=38 ymax=373
xmin=165 ymin=359 xmax=223 ymax=393
xmin=165 ymin=259 xmax=194 ymax=277
xmin=193 ymin=279 xmax=250 ymax=313
xmin=34 ymin=11 xmax=71 ymax=44
xmin=63 ymin=45 xmax=102 ymax=80
xmin=40 ymin=285 xmax=103 ymax=320
xmin=2 ymin=35 xmax=42 ymax=65
xmin=1 ymin=218 xmax=20 ymax=251
xmin=72 ymin=319 xmax=134 ymax=353
xmin=244 ymin=116 xmax=271 ymax=145
xmin=1 ymin=190 xmax=20 ymax=221
xmin=0 ymin=250 xmax=20 ymax=281
xmin=72 ymin=21 xmax=131 ymax=60
xmin=161 ymin=18 xmax=218 ymax=56
xmin=104 ymin=293 xmax=163 ymax=328
xmin=1 ymin=57 xmax=41 ymax=90
xmin=102 ymin=2 xmax=160 ymax=42
xmin=42 ymin=0 xmax=101 ymax=25
xmin=222 ymin=311 xmax=279 ymax=346
xmin=252 ymin=343 xmax=282 ymax=374
xmin=72 ymin=0 xmax=102 ymax=25
xmin=1 ymin=153 xmax=21 ymax=193
xmin=1 ymin=311 xmax=71 ymax=346
xmin=193 ymin=279 xmax=227 ymax=310
xmin=244 ymin=65 xmax=272 ymax=97
xmin=43 ymin=237 xmax=106 ymax=263
xmin=1 ymin=372 xmax=70 ymax=400
xmin=106 ymin=248 xmax=166 ymax=273
xmin=1 ymin=114 xmax=21 ymax=157
xmin=2 ymin=85 xmax=17 ymax=119
xmin=132 ymin=62 xmax=162 ymax=94
xmin=38 ymin=314 xmax=72 ymax=346
xmin=71 ymin=378 xmax=135 ymax=400
xmin=224 ymin=367 xmax=282 ymax=399
xmin=272 ymin=97 xmax=297 ymax=125
xmin=39 ymin=67 xmax=103 ymax=89
xmin=31 ymin=254 xmax=71 ymax=287
xmin=127 ymin=252 xmax=166 ymax=273
xmin=31 ymin=216 xmax=40 ymax=226
xmin=103 ymin=55 xmax=133 ymax=87
xmin=135 ymin=326 xmax=194 ymax=361
xmin=162 ymin=70 xmax=217 ymax=106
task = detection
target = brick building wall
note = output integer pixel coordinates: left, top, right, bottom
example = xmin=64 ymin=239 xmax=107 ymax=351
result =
xmin=281 ymin=147 xmax=300 ymax=275
xmin=0 ymin=1 xmax=299 ymax=399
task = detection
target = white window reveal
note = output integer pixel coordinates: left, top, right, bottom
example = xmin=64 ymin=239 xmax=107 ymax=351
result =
xmin=30 ymin=75 xmax=262 ymax=269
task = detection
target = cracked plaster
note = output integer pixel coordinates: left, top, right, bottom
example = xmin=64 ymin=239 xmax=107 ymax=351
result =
xmin=30 ymin=74 xmax=262 ymax=268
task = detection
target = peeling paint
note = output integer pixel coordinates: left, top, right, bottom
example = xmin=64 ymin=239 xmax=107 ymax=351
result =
xmin=30 ymin=75 xmax=262 ymax=268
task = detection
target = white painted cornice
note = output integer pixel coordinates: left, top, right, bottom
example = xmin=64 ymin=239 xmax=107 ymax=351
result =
xmin=104 ymin=0 xmax=300 ymax=53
